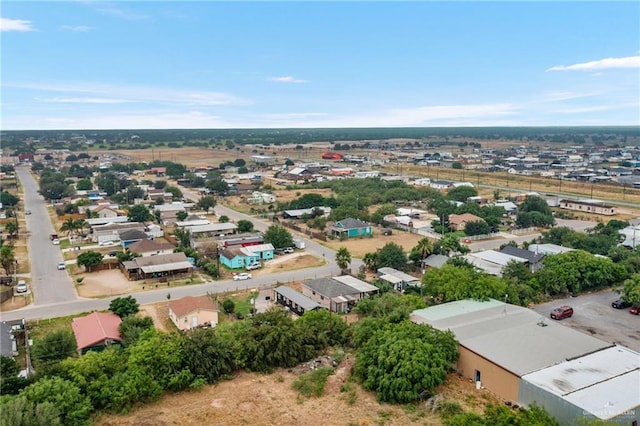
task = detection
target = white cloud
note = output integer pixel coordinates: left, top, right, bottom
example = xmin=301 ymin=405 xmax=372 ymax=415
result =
xmin=38 ymin=97 xmax=130 ymax=104
xmin=268 ymin=76 xmax=308 ymax=83
xmin=535 ymin=91 xmax=601 ymax=103
xmin=60 ymin=25 xmax=93 ymax=32
xmin=4 ymin=81 xmax=247 ymax=106
xmin=547 ymin=55 xmax=640 ymax=72
xmin=0 ymin=17 xmax=35 ymax=32
xmin=94 ymin=5 xmax=149 ymax=20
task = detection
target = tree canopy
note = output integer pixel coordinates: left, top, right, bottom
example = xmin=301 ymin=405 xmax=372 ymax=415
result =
xmin=109 ymin=296 xmax=140 ymax=318
xmin=263 ymin=225 xmax=294 ymax=249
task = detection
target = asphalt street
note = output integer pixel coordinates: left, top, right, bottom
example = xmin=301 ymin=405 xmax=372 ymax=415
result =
xmin=16 ymin=167 xmax=77 ymax=305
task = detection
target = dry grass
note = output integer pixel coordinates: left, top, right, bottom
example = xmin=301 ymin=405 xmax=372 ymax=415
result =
xmin=323 ymin=230 xmax=426 ymax=259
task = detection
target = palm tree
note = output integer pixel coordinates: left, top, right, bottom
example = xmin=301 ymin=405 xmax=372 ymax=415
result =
xmin=74 ymin=218 xmax=87 ymax=237
xmin=60 ymin=217 xmax=77 ymax=236
xmin=335 ymin=247 xmax=352 ymax=273
xmin=414 ymin=237 xmax=433 ymax=260
xmin=362 ymin=252 xmax=378 ymax=272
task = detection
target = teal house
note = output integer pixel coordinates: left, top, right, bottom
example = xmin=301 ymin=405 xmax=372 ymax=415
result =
xmin=219 ymin=243 xmax=275 ymax=269
xmin=330 ymin=218 xmax=373 ymax=239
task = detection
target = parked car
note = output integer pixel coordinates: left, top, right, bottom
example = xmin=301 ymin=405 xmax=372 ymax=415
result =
xmin=25 ymin=210 xmax=31 ymax=215
xmin=246 ymin=262 xmax=262 ymax=270
xmin=283 ymin=247 xmax=294 ymax=254
xmin=612 ymin=299 xmax=631 ymax=309
xmin=52 ymin=239 xmax=60 ymax=245
xmin=99 ymin=240 xmax=116 ymax=246
xmin=233 ymin=272 xmax=252 ymax=281
xmin=550 ymin=305 xmax=573 ymax=320
xmin=57 ymin=262 xmax=66 ymax=270
xmin=15 ymin=280 xmax=27 ymax=293
xmin=630 ymin=307 xmax=639 ymax=315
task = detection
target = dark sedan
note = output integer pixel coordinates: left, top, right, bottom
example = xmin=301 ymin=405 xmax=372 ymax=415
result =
xmin=612 ymin=299 xmax=631 ymax=309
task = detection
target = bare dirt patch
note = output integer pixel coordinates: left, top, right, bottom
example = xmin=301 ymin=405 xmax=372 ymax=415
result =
xmin=324 ymin=230 xmax=425 ymax=259
xmin=94 ymin=368 xmax=500 ymax=426
xmin=76 ymin=269 xmax=139 ymax=298
xmin=0 ymin=292 xmax=30 ymax=311
xmin=138 ymin=303 xmax=172 ymax=332
xmin=257 ymin=253 xmax=325 ymax=276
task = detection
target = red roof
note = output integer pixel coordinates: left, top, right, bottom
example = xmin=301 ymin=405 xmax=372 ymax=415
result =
xmin=169 ymin=295 xmax=218 ymax=318
xmin=72 ymin=312 xmax=122 ymax=350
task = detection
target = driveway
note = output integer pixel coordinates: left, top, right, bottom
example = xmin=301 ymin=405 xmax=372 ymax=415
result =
xmin=16 ymin=167 xmax=77 ymax=305
xmin=531 ymin=289 xmax=640 ymax=352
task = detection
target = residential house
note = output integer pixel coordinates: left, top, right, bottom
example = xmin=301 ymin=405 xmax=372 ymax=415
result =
xmin=217 ymin=233 xmax=264 ymax=248
xmin=72 ymin=312 xmax=122 ymax=355
xmin=93 ymin=205 xmax=122 ymax=219
xmin=145 ymin=223 xmax=164 ymax=239
xmin=430 ymin=179 xmax=454 ymax=190
xmin=119 ymin=229 xmax=148 ymax=247
xmin=329 ymin=218 xmax=372 ymax=239
xmin=85 ymin=216 xmax=130 ymax=228
xmin=492 ymin=200 xmax=518 ymax=215
xmin=284 ymin=167 xmax=313 ymax=181
xmin=559 ymin=199 xmax=617 ymax=216
xmin=422 ymin=254 xmax=449 ymax=270
xmin=301 ymin=275 xmax=379 ymax=313
xmin=528 ymin=243 xmax=575 ymax=256
xmin=150 ymin=167 xmax=166 ymax=176
xmin=463 ymin=250 xmax=527 ymax=277
xmin=127 ymin=239 xmax=175 ymax=257
xmin=500 ymin=245 xmax=545 ymax=273
xmin=448 ymin=213 xmax=485 ymax=232
xmin=169 ymin=295 xmax=219 ymax=330
xmin=154 ymin=203 xmax=195 ymax=225
xmin=147 ymin=188 xmax=173 ymax=203
xmin=0 ymin=322 xmax=17 ymax=358
xmin=282 ymin=207 xmax=332 ymax=220
xmin=377 ymin=267 xmax=421 ymax=291
xmin=274 ymin=286 xmax=322 ymax=316
xmin=219 ymin=243 xmax=274 ymax=269
xmin=121 ymin=252 xmax=193 ymax=280
xmin=247 ymin=192 xmax=276 ymax=204
xmin=92 ymin=222 xmax=146 ymax=244
xmin=188 ymin=223 xmax=239 ymax=248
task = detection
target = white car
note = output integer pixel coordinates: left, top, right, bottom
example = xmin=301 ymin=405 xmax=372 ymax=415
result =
xmin=15 ymin=280 xmax=27 ymax=293
xmin=233 ymin=272 xmax=252 ymax=281
xmin=57 ymin=262 xmax=66 ymax=270
xmin=245 ymin=262 xmax=262 ymax=271
xmin=52 ymin=239 xmax=60 ymax=245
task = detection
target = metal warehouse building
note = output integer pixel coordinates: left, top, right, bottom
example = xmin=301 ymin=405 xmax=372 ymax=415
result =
xmin=410 ymin=299 xmax=639 ymax=425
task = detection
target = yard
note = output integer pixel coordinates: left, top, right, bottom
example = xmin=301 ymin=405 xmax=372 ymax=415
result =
xmin=323 ymin=228 xmax=426 ymax=259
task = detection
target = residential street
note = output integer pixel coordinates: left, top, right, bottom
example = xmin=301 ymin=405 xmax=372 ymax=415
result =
xmin=16 ymin=167 xmax=77 ymax=305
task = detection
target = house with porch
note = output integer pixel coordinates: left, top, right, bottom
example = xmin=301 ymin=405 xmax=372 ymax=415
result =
xmin=274 ymin=286 xmax=322 ymax=316
xmin=301 ymin=275 xmax=379 ymax=313
xmin=72 ymin=312 xmax=122 ymax=355
xmin=329 ymin=218 xmax=372 ymax=239
xmin=169 ymin=295 xmax=219 ymax=330
xmin=121 ymin=252 xmax=193 ymax=280
xmin=219 ymin=243 xmax=274 ymax=269
xmin=127 ymin=239 xmax=175 ymax=257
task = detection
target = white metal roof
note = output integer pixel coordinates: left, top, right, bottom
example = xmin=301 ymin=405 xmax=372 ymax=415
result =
xmin=188 ymin=223 xmax=237 ymax=233
xmin=528 ymin=244 xmax=575 ymax=255
xmin=379 ymin=274 xmax=403 ymax=284
xmin=468 ymin=250 xmax=526 ymax=267
xmin=332 ymin=275 xmax=379 ymax=293
xmin=174 ymin=219 xmax=212 ymax=227
xmin=411 ymin=300 xmax=612 ymax=377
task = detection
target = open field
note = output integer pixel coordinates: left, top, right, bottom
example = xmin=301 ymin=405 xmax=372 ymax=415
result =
xmin=95 ymin=364 xmax=501 ymax=426
xmin=324 ymin=229 xmax=426 ymax=259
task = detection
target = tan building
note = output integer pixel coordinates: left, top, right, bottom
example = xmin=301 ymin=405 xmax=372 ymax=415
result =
xmin=410 ymin=299 xmax=611 ymax=403
xmin=448 ymin=213 xmax=485 ymax=232
xmin=301 ymin=275 xmax=378 ymax=313
xmin=168 ymin=295 xmax=219 ymax=331
xmin=559 ymin=199 xmax=617 ymax=216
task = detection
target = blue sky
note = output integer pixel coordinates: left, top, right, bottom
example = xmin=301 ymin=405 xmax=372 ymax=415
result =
xmin=1 ymin=1 xmax=639 ymax=130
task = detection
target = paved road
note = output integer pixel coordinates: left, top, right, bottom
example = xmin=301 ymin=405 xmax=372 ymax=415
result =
xmin=16 ymin=167 xmax=77 ymax=305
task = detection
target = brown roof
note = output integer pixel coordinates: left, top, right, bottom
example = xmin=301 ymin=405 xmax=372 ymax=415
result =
xmin=448 ymin=213 xmax=484 ymax=225
xmin=134 ymin=252 xmax=188 ymax=267
xmin=72 ymin=312 xmax=122 ymax=350
xmin=128 ymin=239 xmax=175 ymax=254
xmin=169 ymin=295 xmax=218 ymax=318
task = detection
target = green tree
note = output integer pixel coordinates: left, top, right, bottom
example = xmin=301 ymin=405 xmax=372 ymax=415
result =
xmin=0 ymin=245 xmax=16 ymax=275
xmin=218 ymin=215 xmax=230 ymax=223
xmin=294 ymin=309 xmax=348 ymax=351
xmin=127 ymin=204 xmax=152 ymax=223
xmin=222 ymin=299 xmax=235 ymax=314
xmin=75 ymin=179 xmax=93 ymax=191
xmin=362 ymin=252 xmax=378 ymax=272
xmin=355 ymin=321 xmax=458 ymax=403
xmin=197 ymin=195 xmax=216 ymax=212
xmin=175 ymin=211 xmax=188 ymax=221
xmin=422 ymin=264 xmax=517 ymax=303
xmin=335 ymin=247 xmax=352 ymax=272
xmin=76 ymin=251 xmax=104 ymax=272
xmin=118 ymin=316 xmax=154 ymax=345
xmin=181 ymin=327 xmax=237 ymax=384
xmin=0 ymin=396 xmax=62 ymax=426
xmin=172 ymin=227 xmax=191 ymax=249
xmin=263 ymin=225 xmax=294 ymax=249
xmin=0 ymin=191 xmax=19 ymax=207
xmin=237 ymin=219 xmax=254 ymax=232
xmin=31 ymin=329 xmax=77 ymax=370
xmin=109 ymin=296 xmax=140 ymax=318
xmin=446 ymin=186 xmax=478 ymax=202
xmin=375 ymin=242 xmax=407 ymax=270
xmin=413 ymin=237 xmax=434 ymax=260
xmin=0 ymin=355 xmax=29 ymax=395
xmin=623 ymin=273 xmax=640 ymax=305
xmin=464 ymin=220 xmax=490 ymax=236
xmin=19 ymin=377 xmax=92 ymax=426
xmin=164 ymin=185 xmax=183 ymax=200
xmin=153 ymin=180 xmax=167 ymax=189
xmin=4 ymin=220 xmax=18 ymax=238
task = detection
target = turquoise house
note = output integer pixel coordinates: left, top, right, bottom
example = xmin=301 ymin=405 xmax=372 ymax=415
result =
xmin=330 ymin=218 xmax=373 ymax=239
xmin=219 ymin=243 xmax=275 ymax=269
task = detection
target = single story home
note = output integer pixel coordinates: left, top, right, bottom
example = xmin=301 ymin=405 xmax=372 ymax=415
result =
xmin=72 ymin=312 xmax=122 ymax=355
xmin=463 ymin=250 xmax=526 ymax=277
xmin=169 ymin=295 xmax=219 ymax=330
xmin=329 ymin=218 xmax=373 ymax=239
xmin=217 ymin=233 xmax=264 ymax=248
xmin=422 ymin=254 xmax=449 ymax=270
xmin=119 ymin=229 xmax=149 ymax=247
xmin=92 ymin=222 xmax=146 ymax=244
xmin=448 ymin=213 xmax=485 ymax=232
xmin=121 ymin=252 xmax=193 ymax=280
xmin=377 ymin=267 xmax=421 ymax=291
xmin=282 ymin=207 xmax=332 ymax=219
xmin=500 ymin=245 xmax=545 ymax=273
xmin=559 ymin=199 xmax=617 ymax=216
xmin=274 ymin=286 xmax=322 ymax=316
xmin=219 ymin=243 xmax=274 ymax=269
xmin=302 ymin=275 xmax=379 ymax=313
xmin=0 ymin=322 xmax=17 ymax=358
xmin=127 ymin=239 xmax=175 ymax=257
xmin=528 ymin=243 xmax=575 ymax=256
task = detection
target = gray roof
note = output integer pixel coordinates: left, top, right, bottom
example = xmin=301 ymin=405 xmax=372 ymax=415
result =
xmin=422 ymin=254 xmax=449 ymax=268
xmin=335 ymin=217 xmax=369 ymax=230
xmin=124 ymin=252 xmax=192 ymax=273
xmin=0 ymin=322 xmax=15 ymax=358
xmin=411 ymin=300 xmax=611 ymax=376
xmin=283 ymin=207 xmax=332 ymax=218
xmin=332 ymin=275 xmax=379 ymax=293
xmin=528 ymin=243 xmax=575 ymax=256
xmin=119 ymin=229 xmax=148 ymax=241
xmin=303 ymin=277 xmax=363 ymax=298
xmin=275 ymin=286 xmax=322 ymax=311
xmin=500 ymin=245 xmax=544 ymax=263
xmin=376 ymin=267 xmax=420 ymax=283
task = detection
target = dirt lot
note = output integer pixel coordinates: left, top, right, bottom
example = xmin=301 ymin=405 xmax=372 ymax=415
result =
xmin=95 ymin=362 xmax=500 ymax=426
xmin=324 ymin=229 xmax=426 ymax=259
xmin=76 ymin=269 xmax=139 ymax=298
